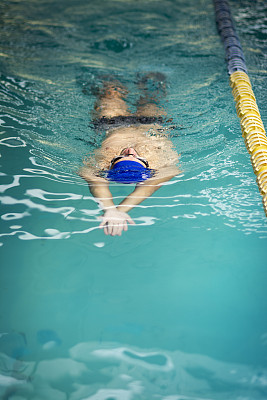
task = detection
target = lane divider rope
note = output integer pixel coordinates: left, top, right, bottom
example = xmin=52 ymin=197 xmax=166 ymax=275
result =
xmin=213 ymin=0 xmax=267 ymax=216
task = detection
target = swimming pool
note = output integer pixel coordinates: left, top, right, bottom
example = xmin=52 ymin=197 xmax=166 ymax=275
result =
xmin=0 ymin=0 xmax=267 ymax=398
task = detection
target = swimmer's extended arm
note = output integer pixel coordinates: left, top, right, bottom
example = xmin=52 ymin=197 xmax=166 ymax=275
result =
xmin=88 ymin=181 xmax=115 ymax=210
xmin=89 ymin=181 xmax=135 ymax=235
xmin=79 ymin=167 xmax=115 ymax=210
xmin=79 ymin=167 xmax=135 ymax=236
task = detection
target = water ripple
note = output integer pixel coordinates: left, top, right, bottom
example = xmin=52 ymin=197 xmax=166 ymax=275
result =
xmin=0 ymin=136 xmax=26 ymax=147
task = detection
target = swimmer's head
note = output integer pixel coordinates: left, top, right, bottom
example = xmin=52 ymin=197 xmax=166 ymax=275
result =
xmin=102 ymin=148 xmax=155 ymax=184
xmin=109 ymin=147 xmax=149 ymax=169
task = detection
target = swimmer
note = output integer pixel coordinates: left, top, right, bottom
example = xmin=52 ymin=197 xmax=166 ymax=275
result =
xmin=79 ymin=73 xmax=180 ymax=236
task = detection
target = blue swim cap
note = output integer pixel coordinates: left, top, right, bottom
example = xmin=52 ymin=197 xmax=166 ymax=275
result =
xmin=105 ymin=160 xmax=154 ymax=184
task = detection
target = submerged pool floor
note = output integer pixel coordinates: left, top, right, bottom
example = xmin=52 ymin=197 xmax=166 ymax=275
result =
xmin=0 ymin=0 xmax=267 ymax=398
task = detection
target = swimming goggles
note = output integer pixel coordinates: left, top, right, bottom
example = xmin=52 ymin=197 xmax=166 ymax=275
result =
xmin=109 ymin=154 xmax=149 ymax=169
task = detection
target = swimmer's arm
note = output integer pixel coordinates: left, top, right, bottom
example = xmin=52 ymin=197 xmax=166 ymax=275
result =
xmin=117 ymin=166 xmax=179 ymax=213
xmin=79 ymin=167 xmax=115 ymax=210
xmin=89 ymin=181 xmax=115 ymax=210
xmin=80 ymin=171 xmax=135 ymax=235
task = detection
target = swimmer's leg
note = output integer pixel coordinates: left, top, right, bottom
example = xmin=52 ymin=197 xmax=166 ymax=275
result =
xmin=93 ymin=80 xmax=132 ymax=119
xmin=135 ymin=72 xmax=167 ymax=117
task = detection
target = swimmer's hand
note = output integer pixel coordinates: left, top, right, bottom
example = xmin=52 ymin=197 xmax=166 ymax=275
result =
xmin=99 ymin=209 xmax=135 ymax=236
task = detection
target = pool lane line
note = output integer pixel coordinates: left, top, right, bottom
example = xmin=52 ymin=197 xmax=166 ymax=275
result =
xmin=213 ymin=0 xmax=267 ymax=216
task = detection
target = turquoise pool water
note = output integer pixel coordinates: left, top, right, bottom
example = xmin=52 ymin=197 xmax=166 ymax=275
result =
xmin=0 ymin=0 xmax=267 ymax=398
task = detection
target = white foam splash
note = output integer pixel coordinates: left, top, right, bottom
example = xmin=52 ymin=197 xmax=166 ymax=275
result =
xmin=94 ymin=242 xmax=105 ymax=248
